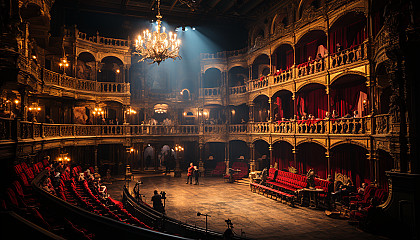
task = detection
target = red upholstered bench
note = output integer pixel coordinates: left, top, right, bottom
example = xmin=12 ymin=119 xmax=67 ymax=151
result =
xmin=250 ymin=182 xmax=295 ymax=206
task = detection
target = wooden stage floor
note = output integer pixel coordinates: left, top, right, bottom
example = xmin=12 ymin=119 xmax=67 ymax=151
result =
xmin=106 ymin=173 xmax=388 ymax=240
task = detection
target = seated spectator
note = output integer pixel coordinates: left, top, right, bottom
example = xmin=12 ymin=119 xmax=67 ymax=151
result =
xmin=343 ymin=113 xmax=352 ymax=118
xmin=42 ymin=178 xmax=56 ymax=195
xmin=45 ymin=115 xmax=54 ymax=124
xmin=331 ymin=110 xmax=339 ymax=119
xmin=85 ymin=169 xmax=95 ymax=181
xmin=325 ymin=111 xmax=331 ymax=119
xmin=353 ymin=110 xmax=359 ymax=118
xmin=358 ymin=182 xmax=367 ymax=195
xmin=332 ymin=180 xmax=356 ymax=203
xmin=78 ymin=172 xmax=85 ymax=182
xmin=306 ymin=169 xmax=316 ymax=188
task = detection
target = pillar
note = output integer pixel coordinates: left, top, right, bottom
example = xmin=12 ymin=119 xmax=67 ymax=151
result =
xmin=249 ymin=103 xmax=254 ymax=123
xmin=199 ymin=143 xmax=204 ymax=173
xmin=292 ymin=147 xmax=298 ymax=173
xmin=249 ymin=143 xmax=255 ymax=173
xmin=18 ymin=88 xmax=28 ymax=121
xmin=269 ymin=144 xmax=273 ymax=168
xmin=225 ymin=142 xmax=230 ymax=175
xmin=268 ymin=98 xmax=273 ymax=122
xmin=326 ymin=150 xmax=330 ymax=178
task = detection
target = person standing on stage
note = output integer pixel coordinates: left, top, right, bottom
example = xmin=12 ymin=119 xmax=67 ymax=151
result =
xmin=186 ymin=162 xmax=194 ymax=184
xmin=193 ymin=166 xmax=200 ymax=185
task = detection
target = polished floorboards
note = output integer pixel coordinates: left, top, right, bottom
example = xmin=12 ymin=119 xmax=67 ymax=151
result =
xmin=106 ymin=173 xmax=388 ymax=240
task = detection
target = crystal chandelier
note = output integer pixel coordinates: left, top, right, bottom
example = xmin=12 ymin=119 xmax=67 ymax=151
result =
xmin=135 ymin=0 xmax=181 ymax=65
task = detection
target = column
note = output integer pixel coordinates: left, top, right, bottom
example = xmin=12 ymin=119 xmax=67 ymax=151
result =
xmin=249 ymin=143 xmax=255 ymax=173
xmin=225 ymin=142 xmax=230 ymax=175
xmin=325 ymin=150 xmax=330 ymax=178
xmin=367 ymin=150 xmax=377 ymax=184
xmin=198 ymin=143 xmax=205 ymax=174
xmin=249 ymin=103 xmax=254 ymax=123
xmin=94 ymin=145 xmax=100 ymax=178
xmin=19 ymin=88 xmax=28 ymax=121
xmin=292 ymin=147 xmax=298 ymax=172
xmin=268 ymin=98 xmax=273 ymax=122
xmin=269 ymin=144 xmax=273 ymax=168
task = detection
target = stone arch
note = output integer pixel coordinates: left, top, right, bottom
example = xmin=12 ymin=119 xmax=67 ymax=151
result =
xmin=329 ymin=10 xmax=367 ymax=30
xmin=330 ymin=140 xmax=368 ymax=150
xmin=253 ymin=139 xmax=270 ymax=170
xmin=76 ymin=52 xmax=96 ymax=80
xmin=296 ymin=141 xmax=327 ymax=178
xmin=229 ymin=140 xmax=250 ymax=162
xmin=272 ymin=140 xmax=294 ymax=170
xmin=203 ymin=68 xmax=222 ymax=88
xmin=330 ymin=71 xmax=367 ymax=85
xmin=271 ymin=90 xmax=294 ymax=120
xmin=297 ymin=0 xmax=322 ymax=20
xmin=250 ymin=25 xmax=266 ymax=47
xmin=271 ymin=43 xmax=294 ymax=72
xmin=98 ymin=56 xmax=124 ymax=82
xmin=251 ymin=54 xmax=270 ymax=79
xmin=330 ymin=143 xmax=370 ymax=187
xmin=228 ymin=66 xmax=248 ymax=87
xmin=295 ymin=29 xmax=327 ymax=64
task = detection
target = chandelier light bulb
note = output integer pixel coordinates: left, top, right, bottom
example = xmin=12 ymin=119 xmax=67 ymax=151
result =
xmin=134 ymin=0 xmax=181 ymax=65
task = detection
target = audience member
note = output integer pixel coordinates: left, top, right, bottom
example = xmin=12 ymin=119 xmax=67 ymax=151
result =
xmin=151 ymin=190 xmax=164 ymax=213
xmin=78 ymin=172 xmax=85 ymax=182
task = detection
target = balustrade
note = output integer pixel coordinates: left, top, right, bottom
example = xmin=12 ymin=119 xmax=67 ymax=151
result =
xmin=330 ymin=118 xmax=365 ymax=134
xmin=248 ymin=77 xmax=269 ymax=92
xmin=296 ymin=119 xmax=327 ymax=134
xmin=297 ymin=58 xmax=326 ymax=78
xmin=272 ymin=121 xmax=294 ymax=134
xmin=250 ymin=122 xmax=270 ymax=133
xmin=228 ymin=124 xmax=247 ymax=134
xmin=204 ymin=124 xmax=225 ymax=134
xmin=330 ymin=42 xmax=367 ymax=69
xmin=1 ymin=114 xmax=390 ymax=142
xmin=229 ymin=85 xmax=246 ymax=95
xmin=273 ymin=68 xmax=293 ymax=84
xmin=199 ymin=88 xmax=221 ymax=97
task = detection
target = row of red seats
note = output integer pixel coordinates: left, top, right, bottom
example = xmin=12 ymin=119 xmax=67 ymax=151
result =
xmin=56 ymin=166 xmax=153 ymax=230
xmin=268 ymin=170 xmax=308 ymax=192
xmin=211 ymin=162 xmax=226 ymax=176
xmin=4 ymin=161 xmax=96 ymax=239
xmin=223 ymin=162 xmax=249 ymax=181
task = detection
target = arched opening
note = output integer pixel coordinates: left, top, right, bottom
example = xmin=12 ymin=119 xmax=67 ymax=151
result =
xmin=99 ymin=56 xmax=124 ymax=82
xmin=204 ymin=142 xmax=226 ymax=171
xmin=152 ymin=104 xmax=170 ymax=124
xmin=229 ymin=141 xmax=249 ymax=164
xmin=203 ymin=68 xmax=222 ymax=88
xmin=377 ymin=149 xmax=394 ymax=189
xmin=296 ymin=83 xmax=327 ymax=119
xmin=297 ymin=142 xmax=327 ymax=179
xmin=159 ymin=145 xmax=175 ymax=172
xmin=251 ymin=54 xmax=270 ymax=79
xmin=298 ymin=0 xmax=322 ymax=19
xmin=253 ymin=95 xmax=269 ymax=122
xmin=330 ymin=144 xmax=369 ymax=187
xmin=203 ymin=105 xmax=225 ymax=124
xmin=230 ymin=104 xmax=249 ymax=124
xmin=271 ymin=44 xmax=294 ymax=72
xmin=376 ymin=64 xmax=391 ymax=114
xmin=228 ymin=66 xmax=247 ymax=87
xmin=77 ymin=52 xmax=96 ymax=80
xmin=330 ymin=74 xmax=368 ymax=118
xmin=252 ymin=28 xmax=265 ymax=47
xmin=144 ymin=145 xmax=155 ymax=170
xmin=296 ymin=30 xmax=327 ymax=64
xmin=329 ymin=12 xmax=367 ymax=54
xmin=272 ymin=90 xmax=293 ymax=121
xmin=272 ymin=141 xmax=293 ymax=171
xmin=254 ymin=140 xmax=269 ymax=171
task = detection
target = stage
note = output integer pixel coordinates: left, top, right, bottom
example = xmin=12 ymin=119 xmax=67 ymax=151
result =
xmin=106 ymin=174 xmax=388 ymax=240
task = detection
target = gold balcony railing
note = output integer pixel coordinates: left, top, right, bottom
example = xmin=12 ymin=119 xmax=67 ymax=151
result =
xmin=0 ymin=115 xmax=392 ymax=142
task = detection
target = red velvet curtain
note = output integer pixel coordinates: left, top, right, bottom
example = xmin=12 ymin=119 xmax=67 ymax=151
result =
xmin=297 ymin=88 xmax=328 ymax=119
xmin=297 ymin=144 xmax=327 ymax=179
xmin=330 ymin=145 xmax=369 ymax=188
xmin=273 ymin=142 xmax=293 ymax=171
xmin=277 ymin=97 xmax=283 ymax=119
xmin=329 ymin=19 xmax=366 ymax=53
xmin=286 ymin=50 xmax=294 ymax=68
xmin=330 ymin=83 xmax=367 ymax=117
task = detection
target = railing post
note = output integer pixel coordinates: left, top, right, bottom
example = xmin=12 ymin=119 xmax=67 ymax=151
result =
xmin=40 ymin=123 xmax=44 ymax=138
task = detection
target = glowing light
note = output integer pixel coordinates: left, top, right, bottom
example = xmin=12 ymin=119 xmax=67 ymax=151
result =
xmin=134 ymin=0 xmax=181 ymax=65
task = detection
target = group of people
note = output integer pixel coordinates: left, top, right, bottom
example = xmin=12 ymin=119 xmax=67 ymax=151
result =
xmin=186 ymin=163 xmax=200 ymax=185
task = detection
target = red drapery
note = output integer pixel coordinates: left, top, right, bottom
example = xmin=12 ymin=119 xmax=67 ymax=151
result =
xmin=273 ymin=142 xmax=293 ymax=171
xmin=330 ymin=83 xmax=368 ymax=117
xmin=330 ymin=145 xmax=370 ymax=188
xmin=297 ymin=144 xmax=327 ymax=179
xmin=286 ymin=50 xmax=294 ymax=68
xmin=329 ymin=19 xmax=366 ymax=54
xmin=297 ymin=88 xmax=328 ymax=119
xmin=277 ymin=97 xmax=283 ymax=119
